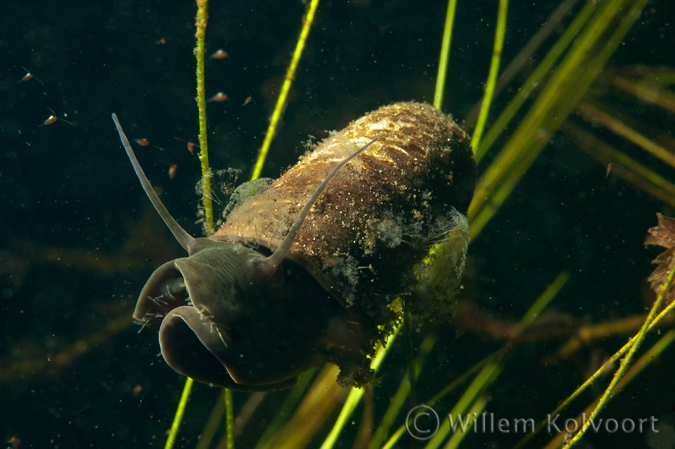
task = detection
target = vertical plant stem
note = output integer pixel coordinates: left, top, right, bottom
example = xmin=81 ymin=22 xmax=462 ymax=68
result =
xmin=250 ymin=0 xmax=320 ymax=181
xmin=225 ymin=388 xmax=235 ymax=449
xmin=165 ymin=377 xmax=194 ymax=449
xmin=167 ymin=3 xmax=215 ymax=448
xmin=433 ymin=0 xmax=458 ymax=111
xmin=195 ymin=390 xmax=226 ymax=449
xmin=470 ymin=0 xmax=508 ymax=152
xmin=195 ymin=0 xmax=214 ymax=235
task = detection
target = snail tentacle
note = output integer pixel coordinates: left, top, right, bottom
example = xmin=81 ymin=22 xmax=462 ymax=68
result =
xmin=112 ymin=113 xmax=196 ymax=253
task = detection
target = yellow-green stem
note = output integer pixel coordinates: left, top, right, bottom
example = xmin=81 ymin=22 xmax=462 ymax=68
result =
xmin=250 ymin=0 xmax=320 ymax=181
xmin=562 ymin=258 xmax=675 ymax=448
xmin=470 ymin=0 xmax=508 ymax=152
xmin=433 ymin=0 xmax=458 ymax=110
xmin=164 ymin=377 xmax=194 ymax=449
xmin=225 ymin=388 xmax=235 ymax=449
xmin=319 ymin=326 xmax=400 ymax=449
xmin=195 ymin=0 xmax=214 ymax=235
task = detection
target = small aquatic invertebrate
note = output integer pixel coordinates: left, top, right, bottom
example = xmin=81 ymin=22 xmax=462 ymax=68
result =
xmin=113 ymin=101 xmax=475 ymax=391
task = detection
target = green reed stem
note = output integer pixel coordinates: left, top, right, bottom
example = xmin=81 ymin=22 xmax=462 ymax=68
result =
xmin=254 ymin=369 xmax=316 ymax=449
xmin=164 ymin=377 xmax=194 ymax=449
xmin=423 ymin=271 xmax=567 ymax=449
xmin=544 ymin=330 xmax=675 ymax=448
xmin=319 ymin=326 xmax=400 ymax=449
xmin=444 ymin=395 xmax=488 ymax=449
xmin=470 ymin=0 xmax=508 ymax=152
xmin=195 ymin=0 xmax=214 ymax=235
xmin=195 ymin=390 xmax=226 ymax=449
xmin=562 ymin=258 xmax=675 ymax=448
xmin=167 ymin=2 xmax=219 ymax=447
xmin=225 ymin=388 xmax=235 ymax=449
xmin=469 ymin=0 xmax=647 ymax=239
xmin=250 ymin=0 xmax=320 ymax=181
xmin=433 ymin=0 xmax=458 ymax=110
xmin=474 ymin=0 xmax=595 ymax=163
xmin=515 ymin=264 xmax=675 ymax=448
xmin=368 ymin=335 xmax=436 ymax=449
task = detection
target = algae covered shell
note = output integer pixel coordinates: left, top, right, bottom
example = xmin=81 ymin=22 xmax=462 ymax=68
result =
xmin=216 ymin=101 xmax=475 ymax=386
xmin=117 ymin=101 xmax=475 ymax=390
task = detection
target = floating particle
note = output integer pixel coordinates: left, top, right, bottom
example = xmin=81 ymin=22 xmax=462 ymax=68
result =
xmin=208 ymin=92 xmax=229 ymax=102
xmin=210 ymin=49 xmax=228 ymax=59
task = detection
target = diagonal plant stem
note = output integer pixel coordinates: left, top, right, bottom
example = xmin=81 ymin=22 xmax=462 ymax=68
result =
xmin=470 ymin=0 xmax=508 ymax=152
xmin=433 ymin=0 xmax=458 ymax=111
xmin=514 ymin=265 xmax=675 ymax=448
xmin=319 ymin=326 xmax=400 ymax=449
xmin=250 ymin=0 xmax=320 ymax=181
xmin=164 ymin=377 xmax=194 ymax=449
xmin=561 ymin=258 xmax=675 ymax=448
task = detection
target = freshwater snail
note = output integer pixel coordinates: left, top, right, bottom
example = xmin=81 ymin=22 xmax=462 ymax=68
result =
xmin=112 ymin=102 xmax=475 ymax=391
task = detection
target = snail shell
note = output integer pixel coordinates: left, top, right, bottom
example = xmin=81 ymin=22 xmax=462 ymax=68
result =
xmin=114 ymin=101 xmax=474 ymax=390
xmin=216 ymin=101 xmax=475 ymax=386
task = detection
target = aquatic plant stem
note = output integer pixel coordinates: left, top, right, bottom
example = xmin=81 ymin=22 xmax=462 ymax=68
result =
xmin=545 ymin=329 xmax=675 ymax=449
xmin=225 ymin=388 xmax=235 ymax=448
xmin=368 ymin=335 xmax=436 ymax=449
xmin=474 ymin=0 xmax=595 ymax=163
xmin=433 ymin=0 xmax=458 ymax=110
xmin=423 ymin=272 xmax=567 ymax=449
xmin=168 ymin=2 xmax=218 ymax=448
xmin=319 ymin=326 xmax=399 ymax=449
xmin=195 ymin=0 xmax=214 ymax=235
xmin=470 ymin=0 xmax=508 ymax=152
xmin=514 ymin=265 xmax=675 ymax=448
xmin=250 ymin=0 xmax=320 ymax=181
xmin=195 ymin=390 xmax=226 ymax=449
xmin=469 ymin=0 xmax=649 ymax=238
xmin=165 ymin=377 xmax=194 ymax=449
xmin=562 ymin=258 xmax=675 ymax=448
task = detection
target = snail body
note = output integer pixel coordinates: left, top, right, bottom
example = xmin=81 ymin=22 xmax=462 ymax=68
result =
xmin=113 ymin=101 xmax=475 ymax=391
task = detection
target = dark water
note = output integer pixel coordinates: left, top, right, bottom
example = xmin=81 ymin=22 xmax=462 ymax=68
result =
xmin=1 ymin=0 xmax=674 ymax=448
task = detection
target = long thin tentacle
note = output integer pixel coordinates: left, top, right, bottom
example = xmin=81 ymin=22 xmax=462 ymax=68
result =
xmin=112 ymin=113 xmax=195 ymax=253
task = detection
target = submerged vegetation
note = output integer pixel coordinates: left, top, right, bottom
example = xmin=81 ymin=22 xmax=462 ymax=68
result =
xmin=1 ymin=0 xmax=674 ymax=448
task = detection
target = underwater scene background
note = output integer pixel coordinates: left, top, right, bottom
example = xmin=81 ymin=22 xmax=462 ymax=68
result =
xmin=1 ymin=0 xmax=674 ymax=448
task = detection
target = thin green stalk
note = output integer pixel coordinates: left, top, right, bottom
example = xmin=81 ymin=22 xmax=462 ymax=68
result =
xmin=434 ymin=0 xmax=458 ymax=110
xmin=225 ymin=388 xmax=235 ymax=449
xmin=195 ymin=0 xmax=214 ymax=235
xmin=562 ymin=258 xmax=675 ymax=448
xmin=250 ymin=0 xmax=320 ymax=181
xmin=514 ymin=269 xmax=675 ymax=449
xmin=368 ymin=335 xmax=436 ymax=449
xmin=254 ymin=369 xmax=316 ymax=449
xmin=545 ymin=329 xmax=675 ymax=449
xmin=474 ymin=0 xmax=596 ymax=163
xmin=164 ymin=377 xmax=194 ymax=449
xmin=424 ymin=272 xmax=567 ymax=449
xmin=319 ymin=326 xmax=400 ymax=449
xmin=195 ymin=390 xmax=226 ymax=449
xmin=444 ymin=395 xmax=488 ymax=449
xmin=168 ymin=2 xmax=216 ymax=447
xmin=470 ymin=0 xmax=508 ymax=152
xmin=464 ymin=0 xmax=581 ymax=128
xmin=469 ymin=0 xmax=647 ymax=238
xmin=380 ymin=351 xmax=494 ymax=449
